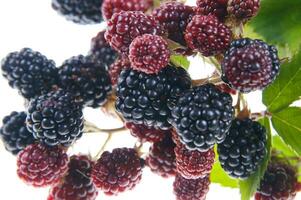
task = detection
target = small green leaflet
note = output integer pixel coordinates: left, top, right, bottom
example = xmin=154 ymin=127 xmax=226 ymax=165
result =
xmin=263 ymin=49 xmax=301 ymax=113
xmin=239 ymin=117 xmax=272 ymax=200
xmin=271 ymin=107 xmax=301 ymax=156
xmin=170 ymin=55 xmax=190 ymax=70
xmin=272 ymin=135 xmax=298 ymax=157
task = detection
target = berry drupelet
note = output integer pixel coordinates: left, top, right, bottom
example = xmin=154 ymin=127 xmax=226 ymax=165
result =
xmin=228 ymin=0 xmax=260 ymax=20
xmin=0 ymin=111 xmax=36 ymax=155
xmin=129 ymin=34 xmax=170 ymax=74
xmin=185 ymin=15 xmax=232 ymax=56
xmin=1 ymin=48 xmax=58 ymax=99
xmin=105 ymin=11 xmax=165 ymax=55
xmin=17 ymin=143 xmax=68 ymax=187
xmin=218 ymin=118 xmax=267 ymax=179
xmin=221 ymin=38 xmax=280 ymax=93
xmin=89 ymin=31 xmax=118 ymax=69
xmin=48 ymin=155 xmax=98 ymax=200
xmin=146 ymin=133 xmax=177 ymax=178
xmin=171 ymin=84 xmax=234 ymax=152
xmin=196 ymin=0 xmax=228 ymax=21
xmin=101 ymin=0 xmax=153 ymax=20
xmin=116 ymin=65 xmax=192 ymax=130
xmin=173 ymin=175 xmax=210 ymax=200
xmin=91 ymin=148 xmax=143 ymax=195
xmin=152 ymin=2 xmax=195 ymax=46
xmin=51 ymin=0 xmax=104 ymax=24
xmin=109 ymin=57 xmax=131 ymax=86
xmin=58 ymin=55 xmax=112 ymax=108
xmin=26 ymin=89 xmax=84 ymax=147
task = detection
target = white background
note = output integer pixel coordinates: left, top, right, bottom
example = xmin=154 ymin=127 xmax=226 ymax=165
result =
xmin=0 ymin=0 xmax=299 ymax=200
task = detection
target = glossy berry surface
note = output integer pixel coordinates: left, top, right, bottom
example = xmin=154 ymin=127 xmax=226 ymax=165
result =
xmin=109 ymin=57 xmax=131 ymax=86
xmin=228 ymin=0 xmax=260 ymax=20
xmin=196 ymin=0 xmax=228 ymax=20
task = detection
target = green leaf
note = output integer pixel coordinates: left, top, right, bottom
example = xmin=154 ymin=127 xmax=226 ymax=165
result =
xmin=239 ymin=117 xmax=272 ymax=200
xmin=271 ymin=107 xmax=301 ymax=155
xmin=262 ymin=50 xmax=301 ymax=113
xmin=248 ymin=0 xmax=301 ymax=53
xmin=170 ymin=55 xmax=190 ymax=70
xmin=273 ymin=135 xmax=298 ymax=157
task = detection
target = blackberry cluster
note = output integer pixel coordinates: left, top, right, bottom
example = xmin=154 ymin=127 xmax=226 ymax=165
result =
xmin=218 ymin=118 xmax=267 ymax=179
xmin=48 ymin=155 xmax=98 ymax=200
xmin=109 ymin=58 xmax=131 ymax=86
xmin=116 ymin=66 xmax=192 ymax=130
xmin=228 ymin=0 xmax=260 ymax=20
xmin=1 ymin=48 xmax=58 ymax=99
xmin=105 ymin=11 xmax=165 ymax=54
xmin=129 ymin=34 xmax=170 ymax=74
xmin=51 ymin=0 xmax=104 ymax=24
xmin=146 ymin=133 xmax=177 ymax=178
xmin=17 ymin=143 xmax=68 ymax=187
xmin=152 ymin=2 xmax=195 ymax=46
xmin=125 ymin=122 xmax=167 ymax=143
xmin=185 ymin=15 xmax=232 ymax=56
xmin=58 ymin=55 xmax=112 ymax=108
xmin=221 ymin=38 xmax=280 ymax=93
xmin=91 ymin=148 xmax=143 ymax=195
xmin=102 ymin=0 xmax=153 ymax=20
xmin=196 ymin=0 xmax=228 ymax=20
xmin=0 ymin=111 xmax=36 ymax=155
xmin=171 ymin=84 xmax=234 ymax=152
xmin=256 ymin=161 xmax=300 ymax=200
xmin=89 ymin=31 xmax=118 ymax=68
xmin=173 ymin=175 xmax=210 ymax=200
xmin=26 ymin=89 xmax=84 ymax=147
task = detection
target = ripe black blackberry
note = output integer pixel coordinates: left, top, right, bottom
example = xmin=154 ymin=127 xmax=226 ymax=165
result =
xmin=105 ymin=11 xmax=165 ymax=54
xmin=58 ymin=55 xmax=112 ymax=108
xmin=171 ymin=84 xmax=234 ymax=152
xmin=0 ymin=111 xmax=36 ymax=155
xmin=116 ymin=65 xmax=192 ymax=130
xmin=51 ymin=0 xmax=104 ymax=24
xmin=256 ymin=161 xmax=300 ymax=200
xmin=221 ymin=38 xmax=280 ymax=93
xmin=173 ymin=175 xmax=210 ymax=200
xmin=152 ymin=2 xmax=195 ymax=46
xmin=185 ymin=15 xmax=232 ymax=56
xmin=218 ymin=118 xmax=267 ymax=179
xmin=26 ymin=89 xmax=84 ymax=147
xmin=1 ymin=48 xmax=58 ymax=99
xmin=89 ymin=31 xmax=118 ymax=69
xmin=109 ymin=58 xmax=131 ymax=86
xmin=102 ymin=0 xmax=153 ymax=20
xmin=196 ymin=0 xmax=228 ymax=20
xmin=228 ymin=0 xmax=260 ymax=20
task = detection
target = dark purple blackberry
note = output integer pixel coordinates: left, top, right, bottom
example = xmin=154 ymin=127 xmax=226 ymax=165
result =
xmin=171 ymin=84 xmax=234 ymax=152
xmin=0 ymin=112 xmax=36 ymax=155
xmin=1 ymin=48 xmax=58 ymax=99
xmin=89 ymin=31 xmax=118 ymax=69
xmin=26 ymin=89 xmax=84 ymax=147
xmin=196 ymin=0 xmax=228 ymax=20
xmin=218 ymin=118 xmax=267 ymax=179
xmin=228 ymin=0 xmax=260 ymax=20
xmin=58 ymin=55 xmax=112 ymax=108
xmin=51 ymin=0 xmax=104 ymax=24
xmin=152 ymin=2 xmax=195 ymax=46
xmin=221 ymin=38 xmax=280 ymax=93
xmin=116 ymin=65 xmax=192 ymax=130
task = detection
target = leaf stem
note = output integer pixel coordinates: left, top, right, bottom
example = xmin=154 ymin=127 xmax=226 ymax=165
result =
xmin=83 ymin=120 xmax=126 ymax=134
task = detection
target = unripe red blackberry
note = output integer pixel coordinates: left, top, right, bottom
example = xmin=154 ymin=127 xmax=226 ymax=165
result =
xmin=17 ymin=143 xmax=68 ymax=187
xmin=173 ymin=175 xmax=210 ymax=200
xmin=105 ymin=11 xmax=165 ymax=55
xmin=196 ymin=0 xmax=228 ymax=20
xmin=109 ymin=57 xmax=131 ymax=86
xmin=125 ymin=122 xmax=167 ymax=143
xmin=48 ymin=155 xmax=98 ymax=200
xmin=218 ymin=118 xmax=267 ymax=179
xmin=171 ymin=84 xmax=234 ymax=152
xmin=228 ymin=0 xmax=260 ymax=20
xmin=255 ymin=161 xmax=300 ymax=200
xmin=0 ymin=111 xmax=36 ymax=155
xmin=152 ymin=2 xmax=195 ymax=46
xmin=175 ymin=140 xmax=215 ymax=179
xmin=129 ymin=34 xmax=170 ymax=74
xmin=221 ymin=38 xmax=280 ymax=93
xmin=89 ymin=31 xmax=118 ymax=68
xmin=185 ymin=15 xmax=232 ymax=56
xmin=146 ymin=133 xmax=177 ymax=178
xmin=91 ymin=148 xmax=143 ymax=195
xmin=102 ymin=0 xmax=153 ymax=20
